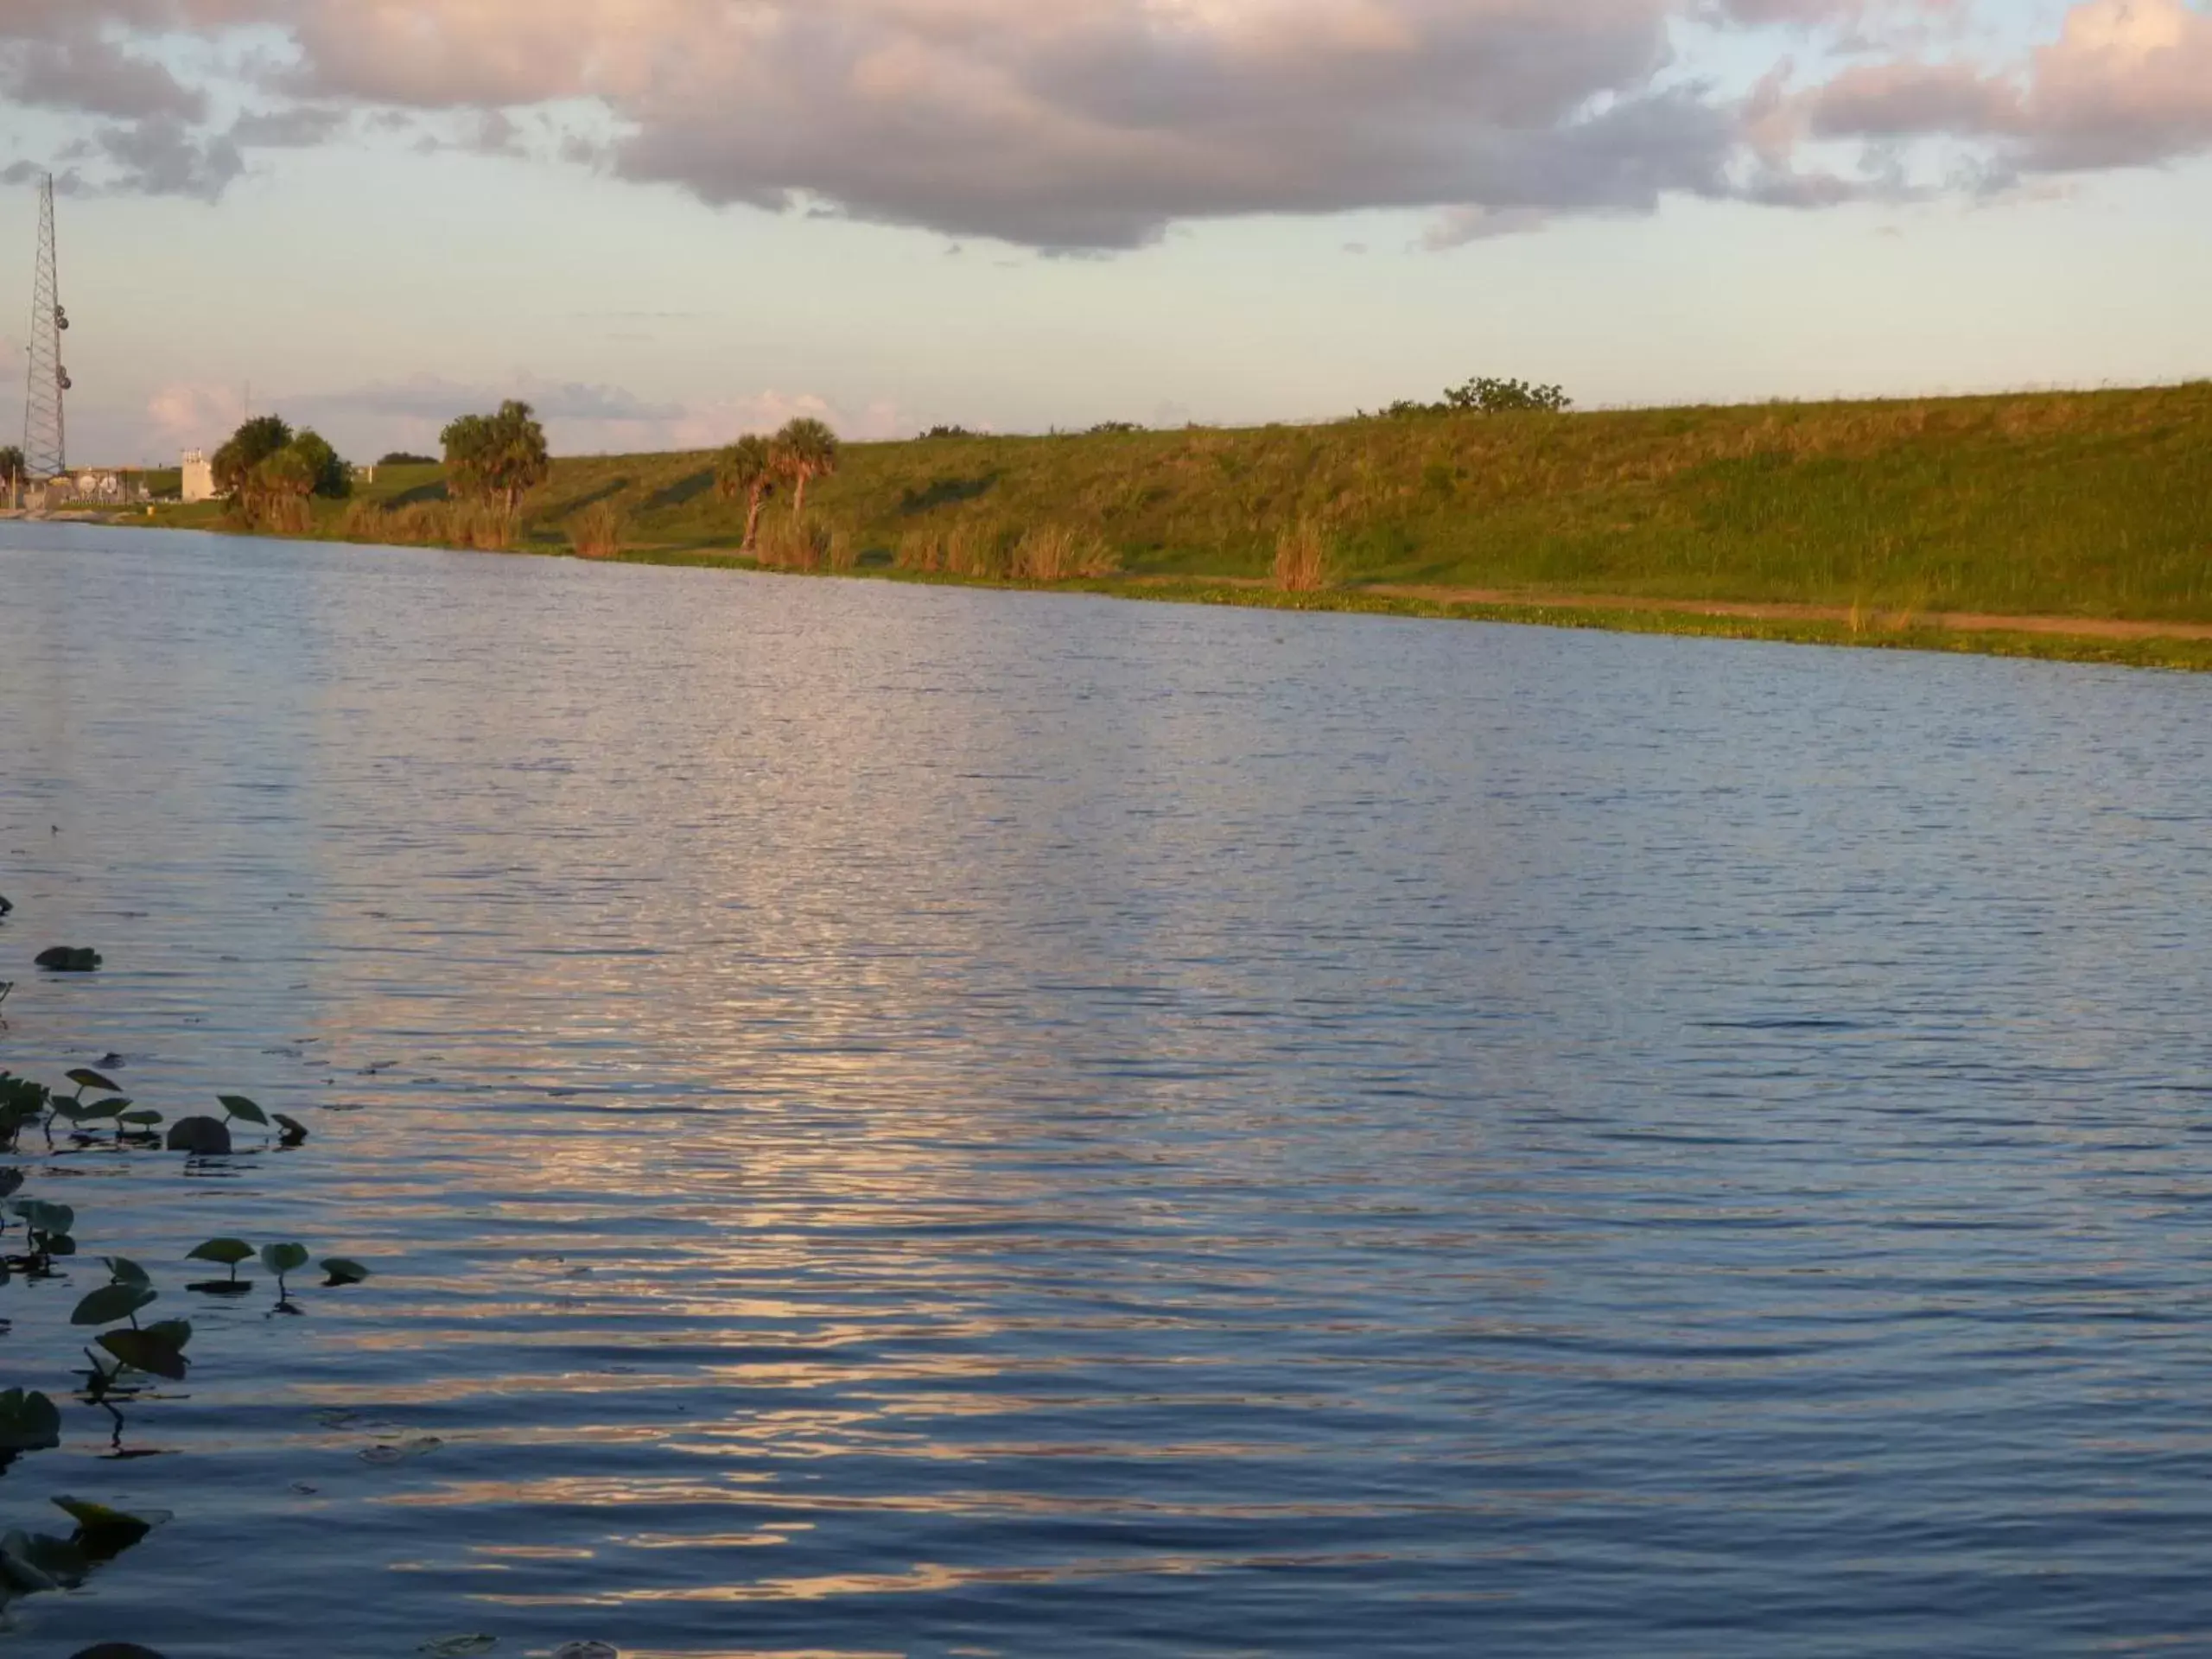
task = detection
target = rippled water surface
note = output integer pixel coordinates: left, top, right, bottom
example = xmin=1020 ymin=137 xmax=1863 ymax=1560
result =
xmin=3 ymin=524 xmax=2212 ymax=1656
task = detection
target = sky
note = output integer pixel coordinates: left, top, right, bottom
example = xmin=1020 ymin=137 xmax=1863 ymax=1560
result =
xmin=1 ymin=0 xmax=2209 ymax=464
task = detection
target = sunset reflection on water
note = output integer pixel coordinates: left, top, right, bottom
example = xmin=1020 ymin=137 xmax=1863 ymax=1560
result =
xmin=5 ymin=524 xmax=2212 ymax=1656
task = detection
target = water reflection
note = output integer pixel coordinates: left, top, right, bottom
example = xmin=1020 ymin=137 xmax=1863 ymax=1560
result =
xmin=2 ymin=524 xmax=2212 ymax=1656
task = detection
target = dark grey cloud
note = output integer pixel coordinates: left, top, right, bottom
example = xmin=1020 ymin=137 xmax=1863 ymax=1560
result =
xmin=229 ymin=105 xmax=348 ymax=149
xmin=0 ymin=29 xmax=205 ymax=121
xmin=94 ymin=116 xmax=242 ymax=200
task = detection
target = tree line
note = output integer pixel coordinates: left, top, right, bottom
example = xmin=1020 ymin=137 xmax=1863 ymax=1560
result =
xmin=201 ymin=401 xmax=844 ymax=557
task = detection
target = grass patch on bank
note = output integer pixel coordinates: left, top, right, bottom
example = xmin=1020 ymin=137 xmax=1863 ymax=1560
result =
xmin=141 ymin=383 xmax=2212 ymax=661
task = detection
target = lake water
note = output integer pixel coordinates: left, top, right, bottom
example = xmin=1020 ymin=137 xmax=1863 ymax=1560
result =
xmin=2 ymin=524 xmax=2211 ymax=1657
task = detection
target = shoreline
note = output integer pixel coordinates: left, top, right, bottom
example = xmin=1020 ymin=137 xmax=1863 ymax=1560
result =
xmin=48 ymin=516 xmax=2212 ymax=674
xmin=614 ymin=545 xmax=2212 ymax=672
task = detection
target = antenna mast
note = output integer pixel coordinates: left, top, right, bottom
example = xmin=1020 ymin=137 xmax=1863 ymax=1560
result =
xmin=23 ymin=173 xmax=67 ymax=482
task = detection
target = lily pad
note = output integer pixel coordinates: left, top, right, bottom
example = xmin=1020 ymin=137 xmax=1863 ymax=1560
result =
xmin=71 ymin=1283 xmax=156 ymax=1326
xmin=0 ymin=1529 xmax=86 ymax=1592
xmin=66 ymin=1069 xmax=119 ymax=1093
xmin=261 ymin=1242 xmax=309 ymax=1276
xmin=417 ymin=1638 xmax=496 ymax=1657
xmin=187 ymin=1237 xmax=254 ymax=1268
xmin=52 ymin=1496 xmax=164 ymax=1548
xmin=96 ymin=1329 xmax=188 ymax=1381
xmin=217 ymin=1095 xmax=270 ymax=1127
xmin=273 ymin=1112 xmax=309 ymax=1146
xmin=105 ymin=1256 xmax=150 ymax=1287
xmin=321 ymin=1257 xmax=372 ymax=1287
xmin=0 ymin=1389 xmax=60 ymax=1451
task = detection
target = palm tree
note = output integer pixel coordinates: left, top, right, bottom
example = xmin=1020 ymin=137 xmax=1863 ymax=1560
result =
xmin=442 ymin=400 xmax=549 ymax=518
xmin=771 ymin=418 xmax=841 ymax=516
xmin=715 ymin=435 xmax=777 ymax=551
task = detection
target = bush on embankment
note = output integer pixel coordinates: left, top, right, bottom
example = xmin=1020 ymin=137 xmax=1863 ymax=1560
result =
xmin=156 ymin=382 xmax=2212 ymax=625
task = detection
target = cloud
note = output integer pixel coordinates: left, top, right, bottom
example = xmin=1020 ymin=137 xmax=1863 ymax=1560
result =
xmin=229 ymin=105 xmax=349 ymax=149
xmin=147 ymin=381 xmax=244 ymax=448
xmin=6 ymin=1 xmax=2212 ymax=240
xmin=1801 ymin=0 xmax=2212 ymax=176
xmin=0 ymin=0 xmax=1767 ymax=242
xmin=0 ymin=25 xmax=205 ymax=122
xmin=93 ymin=117 xmax=244 ymax=199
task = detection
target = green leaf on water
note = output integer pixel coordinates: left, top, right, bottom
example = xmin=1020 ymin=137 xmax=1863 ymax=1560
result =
xmin=416 ymin=1636 xmax=496 ymax=1656
xmin=321 ymin=1257 xmax=372 ymax=1287
xmin=45 ymin=1234 xmax=75 ymax=1256
xmin=273 ymin=1112 xmax=308 ymax=1146
xmin=105 ymin=1256 xmax=150 ymax=1287
xmin=0 ymin=1389 xmax=60 ymax=1450
xmin=119 ymin=1109 xmax=162 ymax=1128
xmin=51 ymin=1497 xmax=161 ymax=1547
xmin=0 ymin=1529 xmax=73 ymax=1592
xmin=261 ymin=1242 xmax=309 ymax=1276
xmin=96 ymin=1329 xmax=188 ymax=1381
xmin=66 ymin=1069 xmax=118 ymax=1093
xmin=143 ymin=1318 xmax=193 ymax=1353
xmin=217 ymin=1095 xmax=270 ymax=1127
xmin=72 ymin=1284 xmax=156 ymax=1326
xmin=79 ymin=1096 xmax=128 ymax=1121
xmin=26 ymin=1200 xmax=75 ymax=1236
xmin=188 ymin=1237 xmax=254 ymax=1268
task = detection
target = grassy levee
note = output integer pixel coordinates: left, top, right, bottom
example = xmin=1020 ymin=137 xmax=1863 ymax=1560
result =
xmin=143 ymin=384 xmax=2212 ymax=666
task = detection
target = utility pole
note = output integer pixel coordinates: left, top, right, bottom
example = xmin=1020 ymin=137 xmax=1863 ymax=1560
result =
xmin=22 ymin=173 xmax=67 ymax=487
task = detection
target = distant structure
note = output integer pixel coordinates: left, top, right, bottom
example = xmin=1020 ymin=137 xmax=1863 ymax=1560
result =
xmin=44 ymin=469 xmax=143 ymax=508
xmin=182 ymin=449 xmax=215 ymax=503
xmin=22 ymin=173 xmax=67 ymax=483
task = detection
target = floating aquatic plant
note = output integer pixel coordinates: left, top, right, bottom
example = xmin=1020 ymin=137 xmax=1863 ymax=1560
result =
xmin=0 ymin=1389 xmax=60 ymax=1452
xmin=217 ymin=1094 xmax=270 ymax=1134
xmin=185 ymin=1236 xmax=255 ymax=1294
xmin=261 ymin=1242 xmax=308 ymax=1308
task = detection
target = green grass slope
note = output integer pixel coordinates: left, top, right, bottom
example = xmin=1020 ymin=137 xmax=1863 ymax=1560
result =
xmin=154 ymin=383 xmax=2212 ymax=626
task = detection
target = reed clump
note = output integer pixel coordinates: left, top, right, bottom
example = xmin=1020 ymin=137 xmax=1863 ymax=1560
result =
xmin=1012 ymin=524 xmax=1120 ymax=581
xmin=1273 ymin=518 xmax=1334 ymax=593
xmin=894 ymin=521 xmax=1117 ymax=582
xmin=755 ymin=515 xmax=849 ymax=573
xmin=346 ymin=499 xmax=516 ymax=551
xmin=570 ymin=499 xmax=629 ymax=559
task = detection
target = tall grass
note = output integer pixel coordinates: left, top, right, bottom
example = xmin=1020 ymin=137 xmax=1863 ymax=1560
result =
xmin=1273 ymin=518 xmax=1332 ymax=593
xmin=570 ymin=499 xmax=628 ymax=559
xmin=755 ymin=515 xmax=849 ymax=572
xmin=352 ymin=499 xmax=515 ymax=551
xmin=894 ymin=521 xmax=1117 ymax=582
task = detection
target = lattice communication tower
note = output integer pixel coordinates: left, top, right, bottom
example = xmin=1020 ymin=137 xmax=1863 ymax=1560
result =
xmin=23 ymin=172 xmax=67 ymax=482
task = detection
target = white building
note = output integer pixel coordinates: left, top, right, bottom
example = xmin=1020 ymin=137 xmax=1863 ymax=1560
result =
xmin=182 ymin=449 xmax=215 ymax=504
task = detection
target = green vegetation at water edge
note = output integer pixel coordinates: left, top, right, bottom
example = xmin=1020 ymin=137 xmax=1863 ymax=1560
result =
xmin=147 ymin=381 xmax=2212 ymax=628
